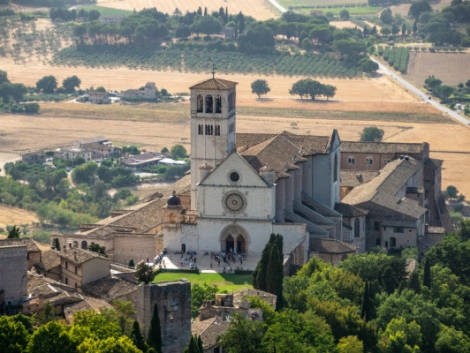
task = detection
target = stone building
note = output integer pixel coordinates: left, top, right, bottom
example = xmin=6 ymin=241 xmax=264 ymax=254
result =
xmin=88 ymin=91 xmax=110 ymax=104
xmin=0 ymin=245 xmax=27 ymax=308
xmin=57 ymin=248 xmax=111 ymax=290
xmin=0 ymin=238 xmax=41 ymax=270
xmin=122 ymin=82 xmax=157 ymax=100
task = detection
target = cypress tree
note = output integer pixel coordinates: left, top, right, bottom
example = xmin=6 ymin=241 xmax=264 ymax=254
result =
xmin=196 ymin=335 xmax=203 ymax=353
xmin=183 ymin=335 xmax=203 ymax=353
xmin=423 ymin=258 xmax=432 ymax=288
xmin=131 ymin=320 xmax=147 ymax=352
xmin=253 ymin=234 xmax=275 ymax=291
xmin=361 ymin=281 xmax=374 ymax=321
xmin=148 ymin=304 xmax=162 ymax=353
xmin=408 ymin=271 xmax=421 ymax=293
xmin=265 ymin=234 xmax=284 ymax=310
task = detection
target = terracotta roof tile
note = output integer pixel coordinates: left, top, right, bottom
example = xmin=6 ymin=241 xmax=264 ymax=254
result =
xmin=341 ymin=141 xmax=426 ymax=155
xmin=0 ymin=238 xmax=40 ymax=252
xmin=310 ymin=238 xmax=356 ymax=254
xmin=190 ymin=78 xmax=237 ymax=90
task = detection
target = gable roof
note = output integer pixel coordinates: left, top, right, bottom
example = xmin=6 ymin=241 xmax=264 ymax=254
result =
xmin=57 ymin=248 xmax=109 ymax=265
xmin=0 ymin=238 xmax=40 ymax=252
xmin=341 ymin=170 xmax=380 ymax=188
xmin=192 ymin=317 xmax=230 ymax=349
xmin=236 ymin=131 xmax=335 ymax=178
xmin=190 ymin=78 xmax=237 ymax=90
xmin=342 ymin=157 xmax=426 ymax=219
xmin=310 ymin=238 xmax=357 ymax=254
xmin=341 ymin=141 xmax=427 ymax=156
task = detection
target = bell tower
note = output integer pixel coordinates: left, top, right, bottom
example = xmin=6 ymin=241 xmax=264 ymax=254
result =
xmin=189 ymin=76 xmax=238 ymax=210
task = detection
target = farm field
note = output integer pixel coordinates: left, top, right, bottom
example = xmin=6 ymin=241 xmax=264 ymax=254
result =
xmin=390 ymin=0 xmax=452 ymax=16
xmin=96 ymin=0 xmax=278 ymax=20
xmin=406 ymin=52 xmax=470 ymax=86
xmin=1 ymin=107 xmax=470 ymax=195
xmin=278 ymin=0 xmax=367 ymax=7
xmin=297 ymin=6 xmax=382 ymax=15
xmin=2 ymin=58 xmax=418 ymax=103
xmin=152 ymin=272 xmax=253 ymax=292
xmin=0 ymin=205 xmax=38 ymax=230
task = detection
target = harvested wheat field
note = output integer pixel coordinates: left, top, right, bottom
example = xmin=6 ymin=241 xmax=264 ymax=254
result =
xmin=330 ymin=21 xmax=359 ymax=29
xmin=97 ymin=0 xmax=278 ymax=20
xmin=407 ymin=52 xmax=470 ymax=86
xmin=0 ymin=205 xmax=39 ymax=229
xmin=0 ymin=109 xmax=469 ymax=195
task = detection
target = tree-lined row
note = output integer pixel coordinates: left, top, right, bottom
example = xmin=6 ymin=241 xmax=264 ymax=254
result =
xmin=378 ymin=46 xmax=409 ymax=73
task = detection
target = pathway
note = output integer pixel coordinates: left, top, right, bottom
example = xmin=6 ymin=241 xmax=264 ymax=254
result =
xmin=370 ymin=57 xmax=470 ymax=126
xmin=267 ymin=0 xmax=287 ymax=13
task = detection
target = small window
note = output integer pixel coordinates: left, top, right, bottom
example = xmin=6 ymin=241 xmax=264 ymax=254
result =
xmin=205 ymin=95 xmax=213 ymax=113
xmin=215 ymin=95 xmax=222 ymax=113
xmin=197 ymin=95 xmax=203 ymax=113
xmin=394 ymin=227 xmax=404 ymax=233
xmin=376 ymin=238 xmax=381 ymax=246
xmin=65 ymin=261 xmax=68 ymax=270
xmin=390 ymin=237 xmax=397 ymax=248
xmin=230 ymin=172 xmax=240 ymax=182
xmin=348 ymin=156 xmax=355 ymax=164
xmin=198 ymin=124 xmax=203 ymax=135
xmin=215 ymin=125 xmax=221 ymax=136
xmin=74 ymin=265 xmax=77 ymax=275
xmin=65 ymin=278 xmax=68 ymax=285
xmin=333 ymin=153 xmax=338 ymax=182
xmin=205 ymin=125 xmax=213 ymax=135
xmin=354 ymin=218 xmax=360 ymax=238
xmin=366 ymin=157 xmax=373 ymax=165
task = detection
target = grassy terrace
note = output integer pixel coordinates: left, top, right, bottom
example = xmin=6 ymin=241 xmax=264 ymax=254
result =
xmin=152 ymin=272 xmax=253 ymax=292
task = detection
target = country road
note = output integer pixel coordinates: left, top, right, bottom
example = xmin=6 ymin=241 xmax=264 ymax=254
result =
xmin=267 ymin=0 xmax=287 ymax=13
xmin=370 ymin=57 xmax=469 ymax=126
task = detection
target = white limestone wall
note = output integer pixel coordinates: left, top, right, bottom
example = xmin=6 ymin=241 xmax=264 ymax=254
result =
xmin=164 ymin=224 xmax=199 ymax=253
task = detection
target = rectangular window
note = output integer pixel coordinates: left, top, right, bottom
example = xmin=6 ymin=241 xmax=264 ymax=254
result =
xmin=205 ymin=125 xmax=213 ymax=135
xmin=65 ymin=261 xmax=68 ymax=270
xmin=215 ymin=125 xmax=221 ymax=136
xmin=394 ymin=227 xmax=404 ymax=233
xmin=348 ymin=157 xmax=355 ymax=164
xmin=74 ymin=265 xmax=78 ymax=275
xmin=366 ymin=157 xmax=373 ymax=165
xmin=198 ymin=124 xmax=203 ymax=135
xmin=374 ymin=221 xmax=380 ymax=231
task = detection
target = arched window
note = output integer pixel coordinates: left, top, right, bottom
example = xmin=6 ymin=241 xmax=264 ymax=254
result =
xmin=197 ymin=95 xmax=203 ymax=113
xmin=226 ymin=234 xmax=234 ymax=253
xmin=354 ymin=218 xmax=360 ymax=238
xmin=215 ymin=95 xmax=222 ymax=113
xmin=390 ymin=237 xmax=397 ymax=248
xmin=81 ymin=240 xmax=88 ymax=249
xmin=333 ymin=153 xmax=338 ymax=182
xmin=205 ymin=95 xmax=213 ymax=113
xmin=236 ymin=235 xmax=246 ymax=254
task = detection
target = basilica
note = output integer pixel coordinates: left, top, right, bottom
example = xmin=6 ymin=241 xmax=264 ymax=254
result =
xmin=55 ymin=76 xmax=446 ymax=270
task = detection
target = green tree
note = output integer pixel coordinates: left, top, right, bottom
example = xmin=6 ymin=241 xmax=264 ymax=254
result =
xmin=265 ymin=234 xmax=284 ymax=310
xmin=251 ymin=79 xmax=270 ymax=99
xmin=0 ymin=70 xmax=8 ymax=84
xmin=361 ymin=281 xmax=374 ymax=321
xmin=191 ymin=282 xmax=218 ymax=318
xmin=135 ymin=262 xmax=154 ymax=284
xmin=409 ymin=0 xmax=432 ymax=20
xmin=192 ymin=16 xmax=222 ymax=35
xmin=148 ymin=304 xmax=162 ymax=353
xmin=378 ymin=317 xmax=422 ymax=353
xmin=424 ymin=75 xmax=442 ymax=92
xmin=435 ymin=85 xmax=454 ymax=102
xmin=359 ymin=58 xmax=379 ymax=74
xmin=340 ymin=9 xmax=350 ymax=20
xmin=435 ymin=325 xmax=470 ymax=353
xmin=62 ymin=75 xmax=81 ymax=93
xmin=217 ymin=314 xmax=265 ymax=353
xmin=380 ymin=8 xmax=393 ymax=24
xmin=77 ymin=336 xmax=142 ymax=353
xmin=423 ymin=258 xmax=432 ymax=288
xmin=8 ymin=225 xmax=21 ymax=238
xmin=360 ymin=126 xmax=384 ymax=142
xmin=446 ymin=185 xmax=459 ymax=199
xmin=408 ymin=271 xmax=421 ymax=293
xmin=72 ymin=162 xmax=98 ymax=185
xmin=183 ymin=335 xmax=203 ymax=353
xmin=337 ymin=336 xmax=363 ymax=353
xmin=128 ymin=259 xmax=135 ymax=268
xmin=0 ymin=316 xmax=29 ymax=353
xmin=36 ymin=76 xmax=57 ymax=94
xmin=26 ymin=321 xmax=76 ymax=353
xmin=130 ymin=320 xmax=147 ymax=352
xmin=170 ymin=144 xmax=187 ymax=159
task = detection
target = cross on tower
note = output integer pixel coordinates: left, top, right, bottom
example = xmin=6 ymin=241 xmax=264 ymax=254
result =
xmin=211 ymin=63 xmax=216 ymax=79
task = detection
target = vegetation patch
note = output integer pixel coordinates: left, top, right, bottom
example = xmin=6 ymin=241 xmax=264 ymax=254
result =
xmin=152 ymin=272 xmax=253 ymax=292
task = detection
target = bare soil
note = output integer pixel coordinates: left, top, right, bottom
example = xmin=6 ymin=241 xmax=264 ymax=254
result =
xmin=0 ymin=205 xmax=38 ymax=229
xmin=406 ymin=52 xmax=470 ymax=86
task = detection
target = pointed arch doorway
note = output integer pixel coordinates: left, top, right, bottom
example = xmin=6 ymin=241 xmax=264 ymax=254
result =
xmin=220 ymin=225 xmax=249 ymax=254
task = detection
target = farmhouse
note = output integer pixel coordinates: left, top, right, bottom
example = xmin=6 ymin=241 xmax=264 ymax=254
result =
xmin=56 ymin=136 xmax=118 ymax=162
xmin=121 ymin=82 xmax=157 ymax=100
xmin=54 ymin=76 xmax=448 ymax=269
xmin=121 ymin=151 xmax=164 ymax=170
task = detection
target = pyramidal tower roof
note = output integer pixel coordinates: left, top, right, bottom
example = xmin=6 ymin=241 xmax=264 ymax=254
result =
xmin=190 ymin=78 xmax=238 ymax=90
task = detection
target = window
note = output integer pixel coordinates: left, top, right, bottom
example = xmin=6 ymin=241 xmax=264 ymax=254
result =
xmin=354 ymin=218 xmax=360 ymax=238
xmin=394 ymin=227 xmax=404 ymax=233
xmin=366 ymin=157 xmax=373 ymax=165
xmin=215 ymin=125 xmax=221 ymax=136
xmin=205 ymin=125 xmax=213 ymax=135
xmin=65 ymin=278 xmax=68 ymax=285
xmin=390 ymin=237 xmax=397 ymax=248
xmin=205 ymin=95 xmax=213 ymax=113
xmin=75 ymin=283 xmax=78 ymax=289
xmin=376 ymin=238 xmax=381 ymax=246
xmin=198 ymin=124 xmax=203 ymax=135
xmin=65 ymin=261 xmax=68 ymax=270
xmin=333 ymin=153 xmax=338 ymax=182
xmin=348 ymin=156 xmax=355 ymax=164
xmin=230 ymin=172 xmax=240 ymax=182
xmin=215 ymin=95 xmax=222 ymax=113
xmin=228 ymin=92 xmax=235 ymax=112
xmin=196 ymin=95 xmax=203 ymax=113
xmin=74 ymin=265 xmax=77 ymax=275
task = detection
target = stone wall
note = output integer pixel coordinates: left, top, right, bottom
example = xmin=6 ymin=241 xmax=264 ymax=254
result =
xmin=135 ymin=280 xmax=191 ymax=353
xmin=0 ymin=245 xmax=27 ymax=305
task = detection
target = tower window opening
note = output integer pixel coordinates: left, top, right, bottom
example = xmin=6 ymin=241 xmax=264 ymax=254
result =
xmin=196 ymin=95 xmax=203 ymax=113
xmin=228 ymin=92 xmax=235 ymax=112
xmin=205 ymin=125 xmax=213 ymax=136
xmin=215 ymin=95 xmax=222 ymax=113
xmin=205 ymin=95 xmax=213 ymax=113
xmin=198 ymin=124 xmax=203 ymax=135
xmin=215 ymin=125 xmax=221 ymax=136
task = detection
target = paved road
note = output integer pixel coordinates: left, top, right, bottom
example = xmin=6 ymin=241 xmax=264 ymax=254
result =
xmin=267 ymin=0 xmax=287 ymax=13
xmin=370 ymin=57 xmax=469 ymax=126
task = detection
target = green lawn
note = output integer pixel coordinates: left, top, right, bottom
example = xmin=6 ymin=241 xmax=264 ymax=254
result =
xmin=78 ymin=5 xmax=132 ymax=17
xmin=152 ymin=272 xmax=253 ymax=292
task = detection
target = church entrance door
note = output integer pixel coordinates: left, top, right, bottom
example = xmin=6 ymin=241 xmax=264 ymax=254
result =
xmin=226 ymin=235 xmax=234 ymax=253
xmin=236 ymin=235 xmax=245 ymax=254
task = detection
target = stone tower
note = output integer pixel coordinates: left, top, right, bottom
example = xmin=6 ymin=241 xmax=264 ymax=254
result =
xmin=189 ymin=77 xmax=238 ymax=210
